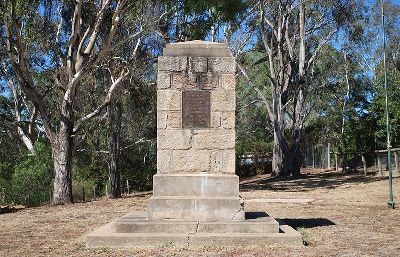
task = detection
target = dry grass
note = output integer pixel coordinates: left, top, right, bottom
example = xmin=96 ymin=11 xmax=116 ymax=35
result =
xmin=1 ymin=168 xmax=400 ymax=257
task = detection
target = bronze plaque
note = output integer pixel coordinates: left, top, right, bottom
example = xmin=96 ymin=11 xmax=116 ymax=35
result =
xmin=182 ymin=90 xmax=210 ymax=128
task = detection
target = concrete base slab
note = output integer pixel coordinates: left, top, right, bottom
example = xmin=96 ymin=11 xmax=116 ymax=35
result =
xmin=86 ymin=211 xmax=303 ymax=248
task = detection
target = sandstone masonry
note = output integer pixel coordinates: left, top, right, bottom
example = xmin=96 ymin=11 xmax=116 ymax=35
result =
xmin=148 ymin=40 xmax=244 ymax=221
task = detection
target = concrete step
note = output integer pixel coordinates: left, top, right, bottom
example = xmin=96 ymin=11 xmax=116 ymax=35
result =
xmin=86 ymin=227 xmax=301 ymax=248
xmin=86 ymin=211 xmax=302 ymax=248
xmin=113 ymin=218 xmax=279 ymax=234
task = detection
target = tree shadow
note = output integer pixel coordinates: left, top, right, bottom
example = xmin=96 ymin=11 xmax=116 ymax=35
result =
xmin=240 ymin=170 xmax=390 ymax=192
xmin=277 ymin=218 xmax=336 ymax=229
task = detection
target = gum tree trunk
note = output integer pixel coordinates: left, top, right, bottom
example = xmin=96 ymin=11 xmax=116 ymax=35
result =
xmin=107 ymin=98 xmax=122 ymax=198
xmin=272 ymin=130 xmax=301 ymax=177
xmin=52 ymin=125 xmax=74 ymax=204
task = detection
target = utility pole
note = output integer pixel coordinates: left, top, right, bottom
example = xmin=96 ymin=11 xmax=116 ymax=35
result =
xmin=381 ymin=0 xmax=395 ymax=209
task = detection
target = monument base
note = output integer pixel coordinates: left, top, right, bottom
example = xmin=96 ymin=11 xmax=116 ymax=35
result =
xmin=86 ymin=211 xmax=303 ymax=248
xmin=148 ymin=174 xmax=245 ymax=221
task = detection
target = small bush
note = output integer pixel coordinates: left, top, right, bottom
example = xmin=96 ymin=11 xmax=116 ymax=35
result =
xmin=297 ymin=227 xmax=311 ymax=245
xmin=72 ymin=179 xmax=96 ymax=202
xmin=11 ymin=142 xmax=53 ymax=207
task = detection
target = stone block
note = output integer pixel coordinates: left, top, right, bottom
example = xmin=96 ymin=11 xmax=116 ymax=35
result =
xmin=147 ymin=196 xmax=244 ymax=221
xmin=197 ymin=218 xmax=279 ymax=234
xmin=157 ymin=90 xmax=181 ymax=111
xmin=157 ymin=71 xmax=171 ymax=89
xmin=220 ymin=74 xmax=236 ymax=90
xmin=157 ymin=150 xmax=171 ymax=173
xmin=193 ymin=130 xmax=235 ymax=150
xmin=208 ymin=57 xmax=236 ymax=74
xmin=166 ymin=111 xmax=181 ymax=128
xmin=211 ymin=90 xmax=236 ymax=112
xmin=163 ymin=41 xmax=232 ymax=57
xmin=189 ymin=57 xmax=208 ymax=73
xmin=170 ymin=149 xmax=210 ymax=172
xmin=114 ymin=221 xmax=198 ymax=233
xmin=198 ymin=73 xmax=220 ymax=89
xmin=210 ymin=150 xmax=235 ymax=174
xmin=152 ymin=174 xmax=239 ymax=197
xmin=157 ymin=129 xmax=192 ymax=150
xmin=188 ymin=230 xmax=302 ymax=247
xmin=157 ymin=111 xmax=167 ymax=129
xmin=158 ymin=56 xmax=187 ymax=71
xmin=221 ymin=112 xmax=235 ymax=129
xmin=171 ymin=72 xmax=197 ymax=89
xmin=211 ymin=112 xmax=221 ymax=128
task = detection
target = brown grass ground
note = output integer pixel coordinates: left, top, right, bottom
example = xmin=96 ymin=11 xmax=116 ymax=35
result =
xmin=1 ymin=168 xmax=400 ymax=257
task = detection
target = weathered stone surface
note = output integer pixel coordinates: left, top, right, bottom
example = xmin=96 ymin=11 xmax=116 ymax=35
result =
xmin=157 ymin=90 xmax=181 ymax=111
xmin=157 ymin=111 xmax=167 ymax=129
xmin=210 ymin=150 xmax=235 ymax=174
xmin=157 ymin=150 xmax=171 ymax=174
xmin=211 ymin=112 xmax=221 ymax=128
xmin=208 ymin=57 xmax=236 ymax=74
xmin=86 ymin=211 xmax=302 ymax=248
xmin=158 ymin=56 xmax=188 ymax=71
xmin=157 ymin=71 xmax=171 ymax=89
xmin=197 ymin=218 xmax=279 ymax=233
xmin=171 ymin=72 xmax=197 ymax=89
xmin=221 ymin=112 xmax=235 ymax=129
xmin=152 ymin=174 xmax=239 ymax=197
xmin=198 ymin=73 xmax=220 ymax=89
xmin=189 ymin=57 xmax=208 ymax=73
xmin=170 ymin=150 xmax=210 ymax=172
xmin=220 ymin=74 xmax=236 ymax=90
xmin=166 ymin=111 xmax=181 ymax=128
xmin=193 ymin=130 xmax=235 ymax=150
xmin=157 ymin=129 xmax=192 ymax=150
xmin=211 ymin=90 xmax=235 ymax=112
xmin=163 ymin=40 xmax=232 ymax=57
xmin=147 ymin=197 xmax=244 ymax=221
xmin=114 ymin=221 xmax=198 ymax=233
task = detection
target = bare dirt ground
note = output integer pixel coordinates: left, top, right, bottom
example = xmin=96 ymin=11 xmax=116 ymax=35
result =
xmin=1 ymin=168 xmax=400 ymax=257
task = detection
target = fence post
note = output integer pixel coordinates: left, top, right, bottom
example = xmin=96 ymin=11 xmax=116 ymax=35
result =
xmin=93 ymin=186 xmax=96 ymax=201
xmin=378 ymin=153 xmax=382 ymax=176
xmin=82 ymin=187 xmax=86 ymax=203
xmin=335 ymin=153 xmax=338 ymax=171
xmin=106 ymin=184 xmax=108 ymax=198
xmin=126 ymin=180 xmax=130 ymax=195
xmin=362 ymin=155 xmax=367 ymax=175
xmin=327 ymin=143 xmax=331 ymax=169
xmin=312 ymin=147 xmax=315 ymax=168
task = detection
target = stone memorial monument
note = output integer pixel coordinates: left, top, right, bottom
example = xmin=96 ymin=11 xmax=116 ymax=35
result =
xmin=86 ymin=41 xmax=302 ymax=248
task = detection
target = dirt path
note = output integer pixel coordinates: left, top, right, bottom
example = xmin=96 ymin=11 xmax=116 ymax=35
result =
xmin=1 ymin=169 xmax=399 ymax=257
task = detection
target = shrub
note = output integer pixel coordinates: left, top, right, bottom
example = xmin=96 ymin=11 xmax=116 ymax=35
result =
xmin=11 ymin=142 xmax=53 ymax=207
xmin=72 ymin=179 xmax=96 ymax=202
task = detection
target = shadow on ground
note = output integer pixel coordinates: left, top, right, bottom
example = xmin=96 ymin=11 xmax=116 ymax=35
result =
xmin=277 ymin=218 xmax=336 ymax=229
xmin=240 ymin=170 xmax=390 ymax=192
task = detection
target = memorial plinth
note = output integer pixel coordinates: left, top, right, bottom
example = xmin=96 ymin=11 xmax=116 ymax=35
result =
xmin=148 ymin=40 xmax=243 ymax=221
xmin=86 ymin=41 xmax=302 ymax=248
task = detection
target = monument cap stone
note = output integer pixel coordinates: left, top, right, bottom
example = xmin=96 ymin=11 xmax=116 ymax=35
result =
xmin=163 ymin=40 xmax=232 ymax=57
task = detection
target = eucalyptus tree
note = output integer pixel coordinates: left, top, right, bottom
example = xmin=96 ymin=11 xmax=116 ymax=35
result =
xmin=1 ymin=0 xmax=165 ymax=204
xmin=234 ymin=0 xmax=365 ymax=176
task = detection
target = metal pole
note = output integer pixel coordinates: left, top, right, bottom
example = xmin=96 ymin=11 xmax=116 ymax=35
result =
xmin=381 ymin=0 xmax=394 ymax=209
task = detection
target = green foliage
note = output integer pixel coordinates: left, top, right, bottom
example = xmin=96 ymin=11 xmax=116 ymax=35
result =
xmin=11 ymin=142 xmax=53 ymax=207
xmin=236 ymin=140 xmax=273 ymax=156
xmin=370 ymin=70 xmax=400 ymax=149
xmin=72 ymin=179 xmax=96 ymax=202
xmin=297 ymin=227 xmax=312 ymax=246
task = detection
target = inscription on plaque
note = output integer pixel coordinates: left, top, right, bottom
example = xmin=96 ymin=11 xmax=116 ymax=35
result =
xmin=182 ymin=90 xmax=210 ymax=128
